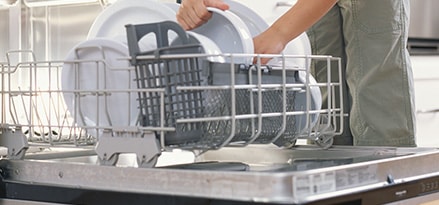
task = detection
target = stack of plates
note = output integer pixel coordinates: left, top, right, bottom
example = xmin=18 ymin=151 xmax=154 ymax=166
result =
xmin=61 ymin=38 xmax=138 ymax=137
xmin=62 ymin=0 xmax=321 ymax=137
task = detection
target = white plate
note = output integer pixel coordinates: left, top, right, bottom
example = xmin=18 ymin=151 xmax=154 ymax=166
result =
xmin=192 ymin=7 xmax=253 ymax=64
xmin=296 ymin=70 xmax=322 ymax=130
xmin=87 ymin=0 xmax=176 ymax=40
xmin=223 ymin=0 xmax=269 ymax=37
xmin=62 ymin=38 xmax=138 ymax=136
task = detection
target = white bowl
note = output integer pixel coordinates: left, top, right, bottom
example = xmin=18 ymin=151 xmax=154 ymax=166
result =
xmin=192 ymin=7 xmax=254 ymax=64
xmin=171 ymin=31 xmax=225 ymax=63
xmin=223 ymin=0 xmax=269 ymax=37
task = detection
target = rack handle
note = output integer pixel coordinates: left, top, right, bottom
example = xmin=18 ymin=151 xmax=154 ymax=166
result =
xmin=125 ymin=21 xmax=190 ymax=65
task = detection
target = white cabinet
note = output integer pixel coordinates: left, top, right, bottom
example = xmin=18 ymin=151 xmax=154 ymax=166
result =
xmin=411 ymin=56 xmax=439 ymax=147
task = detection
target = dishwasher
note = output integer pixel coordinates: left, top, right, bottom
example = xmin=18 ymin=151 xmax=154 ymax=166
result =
xmin=1 ymin=0 xmax=439 ymax=205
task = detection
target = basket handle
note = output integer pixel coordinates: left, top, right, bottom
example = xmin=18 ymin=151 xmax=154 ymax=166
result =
xmin=125 ymin=21 xmax=190 ymax=64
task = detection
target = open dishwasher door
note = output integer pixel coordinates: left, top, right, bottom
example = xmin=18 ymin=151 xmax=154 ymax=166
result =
xmin=1 ymin=146 xmax=439 ymax=205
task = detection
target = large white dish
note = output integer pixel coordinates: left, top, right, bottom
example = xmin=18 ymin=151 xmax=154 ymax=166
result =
xmin=192 ymin=7 xmax=254 ymax=64
xmin=224 ymin=0 xmax=311 ymax=68
xmin=87 ymin=0 xmax=176 ymax=40
xmin=262 ymin=2 xmax=312 ymax=67
xmin=282 ymin=33 xmax=312 ymax=69
xmin=223 ymin=0 xmax=269 ymax=37
xmin=62 ymin=38 xmax=138 ymax=137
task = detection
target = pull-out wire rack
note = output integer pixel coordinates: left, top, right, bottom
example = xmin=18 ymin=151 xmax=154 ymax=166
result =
xmin=0 ymin=22 xmax=344 ymax=168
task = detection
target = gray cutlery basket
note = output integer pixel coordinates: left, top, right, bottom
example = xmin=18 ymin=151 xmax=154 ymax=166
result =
xmin=126 ymin=21 xmax=302 ymax=149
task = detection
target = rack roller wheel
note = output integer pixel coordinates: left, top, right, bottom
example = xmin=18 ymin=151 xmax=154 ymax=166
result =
xmin=99 ymin=153 xmax=120 ymax=166
xmin=315 ymin=135 xmax=334 ymax=149
xmin=137 ymin=152 xmax=160 ymax=168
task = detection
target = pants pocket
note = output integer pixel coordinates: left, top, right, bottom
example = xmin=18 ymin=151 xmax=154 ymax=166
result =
xmin=351 ymin=0 xmax=402 ymax=34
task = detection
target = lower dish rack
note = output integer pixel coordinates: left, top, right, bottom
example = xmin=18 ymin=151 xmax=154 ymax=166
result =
xmin=0 ymin=22 xmax=344 ymax=167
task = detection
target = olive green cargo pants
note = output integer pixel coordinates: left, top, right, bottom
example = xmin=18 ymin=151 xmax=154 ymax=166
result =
xmin=307 ymin=0 xmax=416 ymax=146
